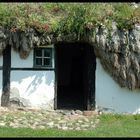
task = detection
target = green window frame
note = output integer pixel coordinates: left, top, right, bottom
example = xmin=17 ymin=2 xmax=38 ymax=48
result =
xmin=34 ymin=48 xmax=53 ymax=68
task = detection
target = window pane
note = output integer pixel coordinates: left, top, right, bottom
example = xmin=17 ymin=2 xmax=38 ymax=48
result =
xmin=36 ymin=49 xmax=42 ymax=57
xmin=44 ymin=49 xmax=51 ymax=57
xmin=34 ymin=48 xmax=53 ymax=68
xmin=36 ymin=58 xmax=42 ymax=66
xmin=44 ymin=58 xmax=51 ymax=67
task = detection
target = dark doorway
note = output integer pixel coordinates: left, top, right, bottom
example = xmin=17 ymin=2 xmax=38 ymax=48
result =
xmin=55 ymin=42 xmax=96 ymax=110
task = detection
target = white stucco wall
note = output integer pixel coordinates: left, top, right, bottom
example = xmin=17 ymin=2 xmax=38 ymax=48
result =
xmin=96 ymin=58 xmax=140 ymax=114
xmin=10 ymin=46 xmax=55 ymax=109
xmin=11 ymin=45 xmax=54 ymax=68
xmin=11 ymin=49 xmax=33 ymax=68
xmin=10 ymin=71 xmax=55 ymax=109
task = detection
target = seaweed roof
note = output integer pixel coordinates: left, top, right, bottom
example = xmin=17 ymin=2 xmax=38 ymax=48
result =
xmin=0 ymin=3 xmax=140 ymax=34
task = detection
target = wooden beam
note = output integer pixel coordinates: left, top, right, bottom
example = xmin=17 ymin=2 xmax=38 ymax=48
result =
xmin=54 ymin=44 xmax=58 ymax=110
xmin=86 ymin=44 xmax=96 ymax=110
xmin=1 ymin=45 xmax=11 ymax=107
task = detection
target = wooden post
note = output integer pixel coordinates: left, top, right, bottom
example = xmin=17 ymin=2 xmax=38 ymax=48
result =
xmin=86 ymin=44 xmax=96 ymax=110
xmin=1 ymin=45 xmax=11 ymax=107
xmin=54 ymin=45 xmax=57 ymax=110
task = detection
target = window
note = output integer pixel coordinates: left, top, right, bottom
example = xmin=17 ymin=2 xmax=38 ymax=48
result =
xmin=34 ymin=48 xmax=53 ymax=68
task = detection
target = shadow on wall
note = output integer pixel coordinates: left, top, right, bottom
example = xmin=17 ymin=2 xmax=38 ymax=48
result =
xmin=11 ymin=71 xmax=54 ymax=96
xmin=24 ymin=75 xmax=42 ymax=95
xmin=96 ymin=59 xmax=140 ymax=114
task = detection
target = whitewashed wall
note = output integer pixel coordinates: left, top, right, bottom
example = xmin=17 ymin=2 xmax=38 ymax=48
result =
xmin=11 ymin=48 xmax=33 ymax=68
xmin=10 ymin=47 xmax=55 ymax=109
xmin=96 ymin=58 xmax=140 ymax=114
xmin=10 ymin=71 xmax=55 ymax=109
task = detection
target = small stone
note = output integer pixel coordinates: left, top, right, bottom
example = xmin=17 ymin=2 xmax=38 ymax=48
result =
xmin=83 ymin=118 xmax=89 ymax=122
xmin=68 ymin=127 xmax=73 ymax=130
xmin=38 ymin=126 xmax=45 ymax=129
xmin=71 ymin=110 xmax=75 ymax=115
xmin=75 ymin=127 xmax=81 ymax=130
xmin=98 ymin=111 xmax=102 ymax=115
xmin=67 ymin=123 xmax=73 ymax=127
xmin=75 ymin=122 xmax=80 ymax=126
xmin=77 ymin=120 xmax=83 ymax=123
xmin=62 ymin=126 xmax=68 ymax=130
xmin=9 ymin=122 xmax=15 ymax=127
xmin=30 ymin=126 xmax=36 ymax=129
xmin=75 ymin=110 xmax=83 ymax=115
xmin=0 ymin=107 xmax=9 ymax=112
xmin=0 ymin=122 xmax=5 ymax=126
xmin=91 ymin=125 xmax=96 ymax=128
xmin=32 ymin=122 xmax=39 ymax=126
xmin=63 ymin=116 xmax=69 ymax=120
xmin=55 ymin=117 xmax=61 ymax=121
xmin=12 ymin=125 xmax=19 ymax=128
xmin=17 ymin=107 xmax=26 ymax=111
xmin=58 ymin=120 xmax=67 ymax=124
xmin=56 ymin=125 xmax=62 ymax=129
xmin=68 ymin=114 xmax=83 ymax=120
xmin=81 ymin=124 xmax=89 ymax=128
xmin=83 ymin=111 xmax=98 ymax=116
xmin=47 ymin=122 xmax=54 ymax=126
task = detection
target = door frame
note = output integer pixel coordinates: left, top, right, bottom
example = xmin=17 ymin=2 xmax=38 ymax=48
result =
xmin=54 ymin=42 xmax=96 ymax=110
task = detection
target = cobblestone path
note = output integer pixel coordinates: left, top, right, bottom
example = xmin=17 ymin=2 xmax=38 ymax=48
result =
xmin=0 ymin=107 xmax=100 ymax=131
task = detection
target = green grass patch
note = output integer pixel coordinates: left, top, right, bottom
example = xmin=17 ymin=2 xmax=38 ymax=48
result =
xmin=0 ymin=3 xmax=139 ymax=35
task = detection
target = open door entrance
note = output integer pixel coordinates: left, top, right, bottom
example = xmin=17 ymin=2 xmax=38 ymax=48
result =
xmin=55 ymin=42 xmax=96 ymax=110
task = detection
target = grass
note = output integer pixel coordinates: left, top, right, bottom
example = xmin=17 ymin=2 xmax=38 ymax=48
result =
xmin=0 ymin=3 xmax=139 ymax=33
xmin=0 ymin=113 xmax=140 ymax=137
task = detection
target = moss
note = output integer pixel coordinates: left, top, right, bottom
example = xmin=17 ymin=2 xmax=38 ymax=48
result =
xmin=0 ymin=3 xmax=139 ymax=34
